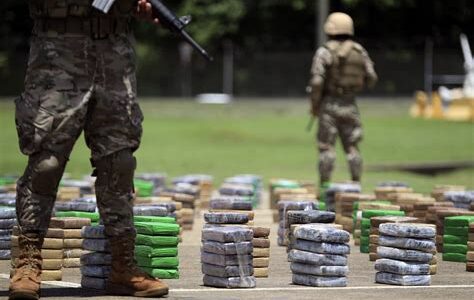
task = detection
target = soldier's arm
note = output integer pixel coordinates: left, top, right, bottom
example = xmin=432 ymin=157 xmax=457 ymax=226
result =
xmin=308 ymin=47 xmax=332 ymax=116
xmin=135 ymin=0 xmax=160 ymax=24
xmin=361 ymin=47 xmax=378 ymax=89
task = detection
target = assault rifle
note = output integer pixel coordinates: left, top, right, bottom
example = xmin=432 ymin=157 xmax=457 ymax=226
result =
xmin=92 ymin=0 xmax=213 ymax=61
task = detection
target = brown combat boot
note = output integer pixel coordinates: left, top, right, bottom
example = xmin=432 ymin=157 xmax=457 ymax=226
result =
xmin=9 ymin=234 xmax=43 ymax=300
xmin=106 ymin=235 xmax=169 ymax=297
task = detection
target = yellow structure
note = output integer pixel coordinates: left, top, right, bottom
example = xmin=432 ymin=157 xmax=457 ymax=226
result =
xmin=410 ymin=91 xmax=474 ymax=122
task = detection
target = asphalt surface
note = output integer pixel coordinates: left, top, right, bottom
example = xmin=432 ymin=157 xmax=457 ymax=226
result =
xmin=1 ymin=209 xmax=474 ymax=300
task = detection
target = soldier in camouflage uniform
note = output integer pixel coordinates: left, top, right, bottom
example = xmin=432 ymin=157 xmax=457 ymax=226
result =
xmin=10 ymin=1 xmax=168 ymax=299
xmin=308 ymin=12 xmax=377 ymax=186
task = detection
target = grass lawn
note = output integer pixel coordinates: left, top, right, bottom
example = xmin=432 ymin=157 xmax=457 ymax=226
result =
xmin=0 ymin=98 xmax=473 ymax=193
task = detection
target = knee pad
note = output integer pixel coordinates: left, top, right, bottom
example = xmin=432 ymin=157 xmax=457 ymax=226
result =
xmin=30 ymin=153 xmax=67 ymax=195
xmin=94 ymin=148 xmax=136 ymax=192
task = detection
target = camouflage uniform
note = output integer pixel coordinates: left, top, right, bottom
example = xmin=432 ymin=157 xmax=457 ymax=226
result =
xmin=15 ymin=0 xmax=141 ymax=238
xmin=309 ymin=39 xmax=377 ymax=183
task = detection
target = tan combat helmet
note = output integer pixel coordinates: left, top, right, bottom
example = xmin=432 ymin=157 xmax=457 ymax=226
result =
xmin=324 ymin=12 xmax=354 ymax=36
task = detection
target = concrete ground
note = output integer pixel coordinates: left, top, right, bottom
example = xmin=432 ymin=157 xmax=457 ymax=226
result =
xmin=1 ymin=208 xmax=473 ymax=300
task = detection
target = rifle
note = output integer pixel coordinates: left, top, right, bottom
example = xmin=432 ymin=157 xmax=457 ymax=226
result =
xmin=92 ymin=0 xmax=213 ymax=61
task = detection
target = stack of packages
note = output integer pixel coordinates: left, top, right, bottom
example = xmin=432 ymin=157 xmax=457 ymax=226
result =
xmin=57 ymin=186 xmax=82 ymax=202
xmin=286 ymin=210 xmax=336 ymax=251
xmin=374 ymin=182 xmax=413 ymax=201
xmin=55 ymin=211 xmax=100 ymax=226
xmin=252 ymin=227 xmax=271 ymax=278
xmin=54 ymin=217 xmax=91 ymax=269
xmin=136 ymin=173 xmax=167 ymax=196
xmin=55 ymin=196 xmax=97 ymax=214
xmin=368 ymin=216 xmax=419 ymax=262
xmin=289 ymin=224 xmax=350 ymax=287
xmin=335 ymin=193 xmax=375 ymax=233
xmin=431 ymin=185 xmax=465 ymax=201
xmin=322 ymin=182 xmax=361 ymax=213
xmin=209 ymin=197 xmax=254 ymax=226
xmin=269 ymin=179 xmax=313 ymax=212
xmin=359 ymin=209 xmax=405 ymax=254
xmin=134 ymin=198 xmax=183 ymax=237
xmin=374 ymin=223 xmax=435 ymax=286
xmin=413 ymin=201 xmax=453 ymax=223
xmin=277 ymin=201 xmax=318 ymax=246
xmin=352 ymin=201 xmax=401 ymax=247
xmin=0 ymin=206 xmax=15 ymax=260
xmin=81 ymin=225 xmax=111 ymax=289
xmin=442 ymin=216 xmax=474 ymax=263
xmin=201 ymin=226 xmax=256 ymax=288
xmin=468 ymin=222 xmax=474 ymax=271
xmin=429 ymin=208 xmax=474 ymax=252
xmin=171 ymin=174 xmax=213 ymax=211
xmin=12 ymin=226 xmax=64 ymax=281
xmin=134 ymin=216 xmax=180 ymax=279
xmin=60 ymin=178 xmax=94 ymax=196
xmin=221 ymin=175 xmax=263 ymax=208
xmin=388 ymin=193 xmax=435 ymax=217
xmin=443 ymin=191 xmax=474 ymax=210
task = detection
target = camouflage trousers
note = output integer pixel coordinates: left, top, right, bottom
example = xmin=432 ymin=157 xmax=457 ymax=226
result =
xmin=316 ymin=97 xmax=363 ymax=183
xmin=14 ymin=34 xmax=143 ymax=238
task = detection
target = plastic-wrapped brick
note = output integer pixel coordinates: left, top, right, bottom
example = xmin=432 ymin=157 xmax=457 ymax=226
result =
xmin=290 ymin=262 xmax=348 ymax=276
xmin=203 ymin=274 xmax=256 ymax=288
xmin=288 ymin=249 xmax=347 ymax=266
xmin=80 ymin=265 xmax=111 ymax=278
xmin=82 ymin=239 xmax=109 ymax=252
xmin=291 ymin=239 xmax=350 ymax=255
xmin=375 ymin=258 xmax=430 ymax=275
xmin=377 ymin=246 xmax=433 ymax=263
xmin=292 ymin=273 xmax=347 ymax=287
xmin=375 ymin=272 xmax=431 ymax=286
xmin=287 ymin=210 xmax=335 ymax=225
xmin=201 ymin=251 xmax=252 ymax=267
xmin=378 ymin=235 xmax=435 ymax=253
xmin=293 ymin=225 xmax=350 ymax=243
xmin=210 ymin=197 xmax=253 ymax=211
xmin=0 ymin=207 xmax=16 ymax=219
xmin=379 ymin=223 xmax=436 ymax=239
xmin=80 ymin=252 xmax=112 ymax=266
xmin=81 ymin=276 xmax=107 ymax=289
xmin=81 ymin=226 xmax=106 ymax=239
xmin=204 ymin=212 xmax=249 ymax=224
xmin=201 ymin=241 xmax=253 ymax=255
xmin=0 ymin=219 xmax=17 ymax=229
xmin=133 ymin=206 xmax=169 ymax=217
xmin=201 ymin=263 xmax=253 ymax=278
xmin=201 ymin=227 xmax=253 ymax=243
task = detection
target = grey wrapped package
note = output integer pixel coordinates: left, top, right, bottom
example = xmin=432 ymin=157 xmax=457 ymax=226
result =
xmin=201 ymin=241 xmax=253 ymax=255
xmin=288 ymin=249 xmax=347 ymax=266
xmin=377 ymin=246 xmax=433 ymax=263
xmin=290 ymin=262 xmax=348 ymax=276
xmin=379 ymin=223 xmax=436 ymax=239
xmin=201 ymin=263 xmax=253 ymax=278
xmin=375 ymin=259 xmax=430 ymax=275
xmin=375 ymin=272 xmax=431 ymax=286
xmin=83 ymin=238 xmax=109 ymax=252
xmin=0 ymin=207 xmax=16 ymax=219
xmin=201 ymin=251 xmax=252 ymax=267
xmin=210 ymin=197 xmax=253 ymax=211
xmin=293 ymin=225 xmax=350 ymax=243
xmin=201 ymin=227 xmax=253 ymax=243
xmin=81 ymin=276 xmax=107 ymax=289
xmin=204 ymin=212 xmax=249 ymax=224
xmin=81 ymin=265 xmax=112 ymax=278
xmin=291 ymin=239 xmax=350 ymax=255
xmin=203 ymin=274 xmax=256 ymax=288
xmin=378 ymin=235 xmax=435 ymax=253
xmin=81 ymin=226 xmax=106 ymax=239
xmin=287 ymin=210 xmax=335 ymax=225
xmin=292 ymin=273 xmax=347 ymax=287
xmin=80 ymin=252 xmax=112 ymax=266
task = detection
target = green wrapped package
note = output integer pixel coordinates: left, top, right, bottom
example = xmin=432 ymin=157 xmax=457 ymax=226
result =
xmin=362 ymin=210 xmax=404 ymax=219
xmin=443 ymin=244 xmax=467 ymax=254
xmin=444 ymin=216 xmax=474 ymax=227
xmin=442 ymin=253 xmax=467 ymax=262
xmin=319 ymin=201 xmax=326 ymax=211
xmin=444 ymin=227 xmax=468 ymax=236
xmin=360 ymin=244 xmax=369 ymax=253
xmin=136 ymin=234 xmax=179 ymax=247
xmin=360 ymin=235 xmax=369 ymax=245
xmin=136 ymin=256 xmax=179 ymax=268
xmin=135 ymin=245 xmax=178 ymax=257
xmin=443 ymin=235 xmax=468 ymax=245
xmin=141 ymin=267 xmax=179 ymax=279
xmin=134 ymin=179 xmax=154 ymax=197
xmin=361 ymin=227 xmax=370 ymax=237
xmin=55 ymin=211 xmax=100 ymax=222
xmin=134 ymin=216 xmax=176 ymax=224
xmin=135 ymin=222 xmax=180 ymax=236
xmin=361 ymin=218 xmax=371 ymax=229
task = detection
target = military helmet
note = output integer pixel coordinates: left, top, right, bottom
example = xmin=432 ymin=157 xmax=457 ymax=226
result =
xmin=324 ymin=12 xmax=354 ymax=36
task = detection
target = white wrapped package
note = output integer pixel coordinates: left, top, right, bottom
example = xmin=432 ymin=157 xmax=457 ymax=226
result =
xmin=201 ymin=251 xmax=252 ymax=267
xmin=375 ymin=272 xmax=431 ymax=286
xmin=290 ymin=262 xmax=348 ymax=276
xmin=204 ymin=212 xmax=249 ymax=224
xmin=81 ymin=276 xmax=107 ymax=289
xmin=81 ymin=265 xmax=111 ymax=278
xmin=292 ymin=273 xmax=347 ymax=287
xmin=201 ymin=263 xmax=253 ymax=278
xmin=80 ymin=252 xmax=112 ymax=266
xmin=293 ymin=225 xmax=350 ymax=243
xmin=288 ymin=249 xmax=347 ymax=266
xmin=203 ymin=274 xmax=256 ymax=288
xmin=201 ymin=227 xmax=253 ymax=243
xmin=379 ymin=223 xmax=436 ymax=239
xmin=378 ymin=235 xmax=435 ymax=252
xmin=201 ymin=241 xmax=253 ymax=255
xmin=83 ymin=238 xmax=109 ymax=252
xmin=291 ymin=239 xmax=350 ymax=255
xmin=377 ymin=246 xmax=432 ymax=263
xmin=375 ymin=258 xmax=430 ymax=275
xmin=81 ymin=225 xmax=106 ymax=239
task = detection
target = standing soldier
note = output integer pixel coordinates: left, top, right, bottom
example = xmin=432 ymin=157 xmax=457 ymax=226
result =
xmin=10 ymin=1 xmax=168 ymax=299
xmin=308 ymin=12 xmax=377 ymax=186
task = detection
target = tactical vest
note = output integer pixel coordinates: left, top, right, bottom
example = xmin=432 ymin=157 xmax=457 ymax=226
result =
xmin=324 ymin=40 xmax=366 ymax=96
xmin=29 ymin=0 xmax=134 ymax=38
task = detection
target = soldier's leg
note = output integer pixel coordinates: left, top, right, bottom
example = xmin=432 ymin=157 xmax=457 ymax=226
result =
xmin=317 ymin=114 xmax=338 ymax=185
xmin=339 ymin=118 xmax=363 ymax=182
xmin=85 ymin=34 xmax=167 ymax=297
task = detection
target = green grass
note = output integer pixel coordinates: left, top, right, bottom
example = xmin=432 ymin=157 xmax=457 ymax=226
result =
xmin=0 ymin=98 xmax=473 ymax=193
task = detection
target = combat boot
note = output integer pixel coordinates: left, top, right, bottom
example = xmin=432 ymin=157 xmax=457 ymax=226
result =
xmin=9 ymin=233 xmax=43 ymax=300
xmin=106 ymin=235 xmax=169 ymax=297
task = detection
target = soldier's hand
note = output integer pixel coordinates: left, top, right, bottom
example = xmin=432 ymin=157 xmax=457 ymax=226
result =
xmin=135 ymin=0 xmax=160 ymax=25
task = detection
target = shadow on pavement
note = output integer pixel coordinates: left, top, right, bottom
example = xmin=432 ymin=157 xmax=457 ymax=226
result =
xmin=41 ymin=287 xmax=105 ymax=298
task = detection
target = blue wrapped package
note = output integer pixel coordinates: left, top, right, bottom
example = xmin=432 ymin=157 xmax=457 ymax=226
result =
xmin=293 ymin=225 xmax=350 ymax=243
xmin=80 ymin=252 xmax=112 ymax=266
xmin=378 ymin=235 xmax=435 ymax=253
xmin=291 ymin=239 xmax=350 ymax=255
xmin=0 ymin=207 xmax=16 ymax=219
xmin=203 ymin=274 xmax=256 ymax=288
xmin=292 ymin=273 xmax=347 ymax=287
xmin=379 ymin=223 xmax=436 ymax=239
xmin=0 ymin=249 xmax=11 ymax=259
xmin=81 ymin=226 xmax=106 ymax=239
xmin=82 ymin=239 xmax=110 ymax=252
xmin=204 ymin=212 xmax=249 ymax=224
xmin=290 ymin=262 xmax=348 ymax=276
xmin=201 ymin=263 xmax=253 ymax=278
xmin=81 ymin=265 xmax=111 ymax=278
xmin=288 ymin=249 xmax=347 ymax=266
xmin=81 ymin=276 xmax=107 ymax=289
xmin=375 ymin=272 xmax=431 ymax=286
xmin=0 ymin=239 xmax=11 ymax=249
xmin=201 ymin=241 xmax=253 ymax=255
xmin=377 ymin=246 xmax=433 ymax=263
xmin=0 ymin=218 xmax=17 ymax=229
xmin=375 ymin=258 xmax=430 ymax=275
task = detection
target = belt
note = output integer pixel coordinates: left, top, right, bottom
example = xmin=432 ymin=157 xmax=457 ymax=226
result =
xmin=33 ymin=17 xmax=131 ymax=39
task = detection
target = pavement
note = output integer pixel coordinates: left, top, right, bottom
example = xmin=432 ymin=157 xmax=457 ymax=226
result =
xmin=1 ymin=209 xmax=474 ymax=300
